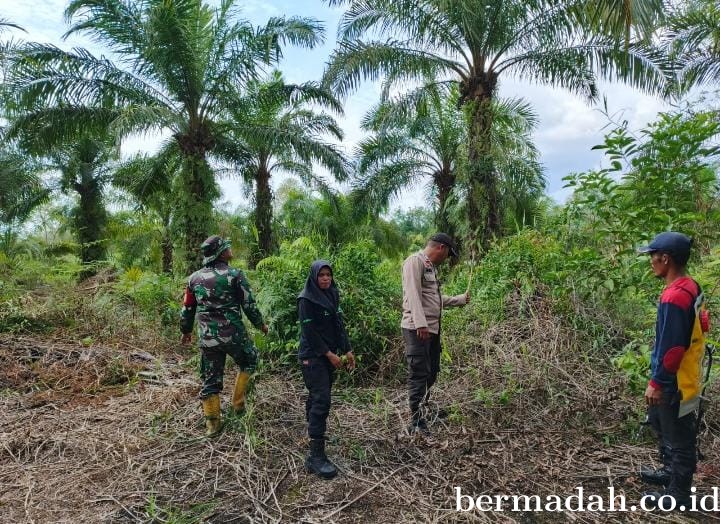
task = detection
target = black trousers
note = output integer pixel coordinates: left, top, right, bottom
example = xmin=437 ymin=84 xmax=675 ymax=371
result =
xmin=302 ymin=357 xmax=335 ymax=439
xmin=648 ymin=391 xmax=697 ymax=495
xmin=403 ymin=328 xmax=441 ymax=420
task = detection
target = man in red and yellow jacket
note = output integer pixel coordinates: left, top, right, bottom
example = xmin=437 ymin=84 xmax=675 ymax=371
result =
xmin=638 ymin=232 xmax=709 ymax=509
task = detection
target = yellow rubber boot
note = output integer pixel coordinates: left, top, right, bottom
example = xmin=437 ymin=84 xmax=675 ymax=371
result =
xmin=231 ymin=371 xmax=251 ymax=414
xmin=201 ymin=394 xmax=222 ymax=436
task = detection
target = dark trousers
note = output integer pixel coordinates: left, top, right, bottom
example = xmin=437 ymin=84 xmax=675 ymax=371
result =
xmin=302 ymin=357 xmax=335 ymax=439
xmin=648 ymin=391 xmax=697 ymax=495
xmin=199 ymin=342 xmax=258 ymax=399
xmin=403 ymin=328 xmax=441 ymax=420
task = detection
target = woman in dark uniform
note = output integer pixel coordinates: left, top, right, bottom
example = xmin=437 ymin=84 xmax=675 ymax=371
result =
xmin=298 ymin=260 xmax=355 ymax=479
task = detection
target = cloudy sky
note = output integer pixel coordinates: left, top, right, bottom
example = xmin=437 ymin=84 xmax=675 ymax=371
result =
xmin=1 ymin=0 xmax=671 ymax=209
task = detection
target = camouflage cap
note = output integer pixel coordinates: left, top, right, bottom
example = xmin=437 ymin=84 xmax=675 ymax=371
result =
xmin=201 ymin=235 xmax=232 ymax=265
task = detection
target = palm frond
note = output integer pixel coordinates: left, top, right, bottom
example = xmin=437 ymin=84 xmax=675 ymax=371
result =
xmin=64 ymin=0 xmax=146 ymax=56
xmin=257 ymin=16 xmax=326 ymax=60
xmin=7 ymin=43 xmax=171 ymax=110
xmin=323 ymin=40 xmax=464 ymax=97
xmin=352 ymin=157 xmax=426 ymax=214
xmin=0 ymin=150 xmax=49 ymax=222
xmin=337 ymin=0 xmax=466 ymax=58
xmin=112 ymin=140 xmax=182 ymax=205
xmin=664 ymin=0 xmax=720 ymax=92
xmin=579 ymin=0 xmax=667 ymax=42
xmin=5 ymin=106 xmax=120 ymax=154
xmin=0 ymin=18 xmax=25 ymax=33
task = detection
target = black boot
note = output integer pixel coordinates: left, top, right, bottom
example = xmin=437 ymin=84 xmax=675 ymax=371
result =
xmin=408 ymin=416 xmax=431 ymax=436
xmin=640 ymin=465 xmax=672 ymax=486
xmin=305 ymin=438 xmax=338 ymax=479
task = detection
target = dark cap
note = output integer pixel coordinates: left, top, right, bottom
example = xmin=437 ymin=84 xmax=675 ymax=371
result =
xmin=201 ymin=235 xmax=232 ymax=265
xmin=638 ymin=232 xmax=692 ymax=258
xmin=429 ymin=232 xmax=459 ymax=257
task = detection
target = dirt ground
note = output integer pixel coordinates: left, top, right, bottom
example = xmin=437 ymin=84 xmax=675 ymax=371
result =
xmin=1 ymin=333 xmax=718 ymax=523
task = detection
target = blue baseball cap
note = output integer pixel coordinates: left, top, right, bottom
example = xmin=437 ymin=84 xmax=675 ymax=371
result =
xmin=637 ymin=232 xmax=692 ymax=258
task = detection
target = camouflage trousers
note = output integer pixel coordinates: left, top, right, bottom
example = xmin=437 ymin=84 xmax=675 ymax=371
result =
xmin=199 ymin=340 xmax=258 ymax=399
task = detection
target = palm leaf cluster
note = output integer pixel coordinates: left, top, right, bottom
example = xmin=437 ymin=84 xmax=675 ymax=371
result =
xmin=222 ymin=71 xmax=349 ymax=266
xmin=0 ymin=150 xmax=49 ymax=224
xmin=665 ymin=0 xmax=720 ymax=92
xmin=354 ymin=84 xmax=465 ymax=235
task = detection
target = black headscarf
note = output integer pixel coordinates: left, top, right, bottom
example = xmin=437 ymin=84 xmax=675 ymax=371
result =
xmin=298 ymin=259 xmax=339 ymax=312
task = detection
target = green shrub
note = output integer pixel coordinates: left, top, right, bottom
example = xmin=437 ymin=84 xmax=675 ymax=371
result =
xmin=443 ymin=229 xmax=657 ymax=391
xmin=255 ymin=237 xmax=324 ymax=363
xmin=114 ymin=268 xmax=181 ymax=325
xmin=457 ymin=230 xmax=564 ymax=323
xmin=255 ymin=237 xmax=401 ymax=373
xmin=334 ymin=240 xmax=402 ymax=372
xmin=613 ymin=341 xmax=651 ymax=394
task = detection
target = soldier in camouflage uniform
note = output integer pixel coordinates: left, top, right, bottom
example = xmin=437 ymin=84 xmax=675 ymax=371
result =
xmin=180 ymin=235 xmax=268 ymax=436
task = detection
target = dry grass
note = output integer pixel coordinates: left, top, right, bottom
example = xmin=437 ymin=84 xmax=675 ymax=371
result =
xmin=1 ymin=292 xmax=719 ymax=523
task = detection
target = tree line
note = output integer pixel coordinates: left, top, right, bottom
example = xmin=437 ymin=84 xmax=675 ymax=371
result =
xmin=1 ymin=0 xmax=719 ymax=274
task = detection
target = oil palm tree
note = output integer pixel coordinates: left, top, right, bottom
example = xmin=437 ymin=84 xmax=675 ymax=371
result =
xmin=113 ymin=149 xmax=181 ymax=273
xmin=354 ymin=84 xmax=464 ymax=237
xmin=355 ymin=85 xmax=544 ymax=239
xmin=220 ymin=72 xmax=349 ymax=267
xmin=4 ymin=0 xmax=325 ymax=268
xmin=0 ymin=129 xmax=117 ymax=267
xmin=491 ymin=98 xmax=546 ymax=231
xmin=274 ymin=183 xmax=409 ymax=258
xmin=324 ymin=0 xmax=667 ymax=249
xmin=54 ymin=136 xmax=117 ymax=265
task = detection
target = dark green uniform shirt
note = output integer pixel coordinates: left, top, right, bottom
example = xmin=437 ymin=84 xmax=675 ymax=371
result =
xmin=180 ymin=262 xmax=264 ymax=348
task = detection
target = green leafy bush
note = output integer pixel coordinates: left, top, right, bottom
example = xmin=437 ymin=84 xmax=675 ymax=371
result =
xmin=459 ymin=229 xmax=564 ymax=323
xmin=114 ymin=268 xmax=181 ymax=326
xmin=562 ymin=109 xmax=720 ymax=257
xmin=255 ymin=237 xmax=401 ymax=372
xmin=254 ymin=237 xmax=323 ymax=360
xmin=613 ymin=341 xmax=651 ymax=394
xmin=333 ymin=240 xmax=402 ymax=372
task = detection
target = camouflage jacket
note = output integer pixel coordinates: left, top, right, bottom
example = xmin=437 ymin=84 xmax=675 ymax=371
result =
xmin=180 ymin=262 xmax=264 ymax=348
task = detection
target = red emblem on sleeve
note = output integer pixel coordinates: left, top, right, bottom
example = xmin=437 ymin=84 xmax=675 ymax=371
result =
xmin=183 ymin=288 xmax=197 ymax=306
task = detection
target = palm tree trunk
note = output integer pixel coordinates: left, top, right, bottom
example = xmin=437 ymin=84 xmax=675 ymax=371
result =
xmin=161 ymin=233 xmax=173 ymax=275
xmin=436 ymin=168 xmax=461 ymax=266
xmin=434 ymin=168 xmax=455 ymax=238
xmin=178 ymin=155 xmax=217 ymax=270
xmin=160 ymin=210 xmax=173 ymax=274
xmin=74 ymin=171 xmax=107 ymax=270
xmin=465 ymin=76 xmax=499 ymax=251
xmin=161 ymin=236 xmax=173 ymax=274
xmin=251 ymin=165 xmax=274 ymax=269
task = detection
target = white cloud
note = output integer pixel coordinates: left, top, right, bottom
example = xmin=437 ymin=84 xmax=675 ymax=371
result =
xmin=548 ymin=185 xmax=575 ymax=205
xmin=1 ymin=0 xmax=98 ymax=50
